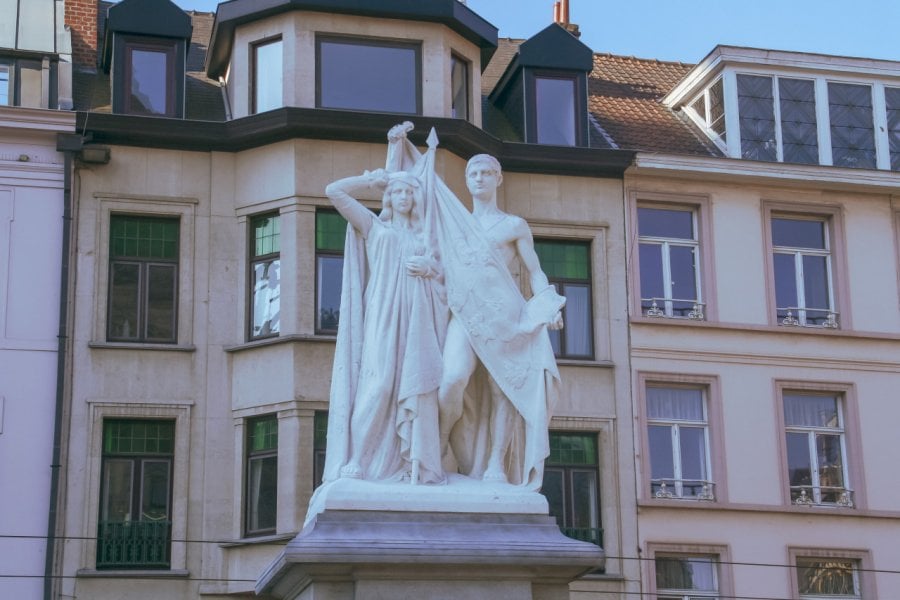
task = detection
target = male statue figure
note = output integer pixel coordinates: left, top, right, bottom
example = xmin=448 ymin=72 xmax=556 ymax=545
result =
xmin=438 ymin=154 xmax=564 ymax=486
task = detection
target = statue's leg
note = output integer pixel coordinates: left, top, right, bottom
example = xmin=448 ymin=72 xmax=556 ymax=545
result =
xmin=438 ymin=316 xmax=477 ymax=462
xmin=484 ymin=378 xmax=516 ymax=483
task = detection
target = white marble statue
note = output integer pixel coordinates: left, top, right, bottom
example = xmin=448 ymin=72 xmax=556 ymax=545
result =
xmin=320 ymin=140 xmax=448 ymax=485
xmin=317 ymin=123 xmax=563 ymax=498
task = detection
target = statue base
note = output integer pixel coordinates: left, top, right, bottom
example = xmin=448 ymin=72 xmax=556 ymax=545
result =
xmin=256 ymin=508 xmax=603 ymax=600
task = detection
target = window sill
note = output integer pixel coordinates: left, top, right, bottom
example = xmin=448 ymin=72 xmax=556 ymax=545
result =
xmin=556 ymin=358 xmax=614 ymax=368
xmin=77 ymin=568 xmax=189 ymax=579
xmin=219 ymin=531 xmax=298 ymax=548
xmin=631 ymin=317 xmax=899 ymax=341
xmin=88 ymin=341 xmax=196 ymax=352
xmin=636 ymin=499 xmax=900 ymax=518
xmin=224 ymin=333 xmax=335 ymax=353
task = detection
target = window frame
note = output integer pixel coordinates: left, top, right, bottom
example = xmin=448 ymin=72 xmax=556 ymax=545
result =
xmin=248 ymin=212 xmax=281 ymax=341
xmin=534 ymin=238 xmax=594 ymax=360
xmin=450 ymin=52 xmax=470 ymax=121
xmin=637 ymin=372 xmax=726 ymax=503
xmin=685 ymin=76 xmax=727 ymax=152
xmin=788 ymin=548 xmax=875 ymax=600
xmin=774 ymin=380 xmax=865 ymax=509
xmin=121 ymin=36 xmax=178 ymax=117
xmin=250 ymin=36 xmax=283 ymax=115
xmin=543 ymin=431 xmax=602 ymax=548
xmin=762 ymin=201 xmax=849 ymax=330
xmin=646 ymin=543 xmax=734 ymax=600
xmin=244 ymin=414 xmax=278 ymax=537
xmin=524 ymin=68 xmax=587 ymax=146
xmin=629 ymin=192 xmax=715 ymax=322
xmin=315 ymin=34 xmax=422 ymax=115
xmin=827 ymin=80 xmax=877 ymax=170
xmin=106 ymin=214 xmax=180 ymax=344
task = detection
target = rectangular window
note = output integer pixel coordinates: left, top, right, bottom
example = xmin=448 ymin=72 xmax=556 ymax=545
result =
xmin=737 ymin=74 xmax=777 ymax=161
xmin=771 ymin=216 xmax=836 ymax=327
xmin=317 ymin=36 xmax=421 ymax=114
xmin=797 ymin=557 xmax=860 ymax=599
xmin=107 ymin=215 xmax=179 ymax=343
xmin=245 ymin=415 xmax=277 ymax=536
xmin=689 ymin=78 xmax=726 ymax=146
xmin=646 ymin=385 xmax=713 ymax=500
xmin=828 ymin=82 xmax=875 ymax=169
xmin=534 ymin=240 xmax=593 ymax=359
xmin=252 ymin=37 xmax=282 ymax=114
xmin=886 ymin=86 xmax=900 ymax=172
xmin=313 ymin=411 xmax=328 ymax=489
xmin=655 ymin=554 xmax=720 ymax=599
xmin=783 ymin=392 xmax=852 ymax=506
xmin=542 ymin=432 xmax=601 ymax=547
xmin=637 ymin=207 xmax=703 ymax=319
xmin=97 ymin=420 xmax=174 ymax=569
xmin=0 ymin=63 xmax=9 ymax=105
xmin=124 ymin=40 xmax=175 ymax=116
xmin=779 ymin=78 xmax=819 ymax=164
xmin=315 ymin=210 xmax=347 ymax=333
xmin=535 ymin=75 xmax=577 ymax=146
xmin=450 ymin=53 xmax=469 ymax=121
xmin=249 ymin=213 xmax=280 ymax=339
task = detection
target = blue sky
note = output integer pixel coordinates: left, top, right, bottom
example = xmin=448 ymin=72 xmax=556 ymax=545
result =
xmin=174 ymin=0 xmax=900 ymax=64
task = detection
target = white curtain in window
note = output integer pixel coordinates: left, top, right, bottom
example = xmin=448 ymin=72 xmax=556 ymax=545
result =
xmin=783 ymin=394 xmax=838 ymax=428
xmin=647 ymin=387 xmax=703 ymax=421
xmin=564 ymin=284 xmax=591 ymax=356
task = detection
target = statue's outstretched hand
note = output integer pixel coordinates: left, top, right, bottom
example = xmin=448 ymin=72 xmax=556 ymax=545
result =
xmin=549 ymin=310 xmax=564 ymax=331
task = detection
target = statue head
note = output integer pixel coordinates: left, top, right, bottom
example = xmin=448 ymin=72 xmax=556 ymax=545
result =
xmin=465 ymin=154 xmax=503 ymax=197
xmin=381 ymin=171 xmax=425 ymax=224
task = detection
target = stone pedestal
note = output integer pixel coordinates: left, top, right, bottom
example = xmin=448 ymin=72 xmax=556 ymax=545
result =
xmin=256 ymin=509 xmax=604 ymax=600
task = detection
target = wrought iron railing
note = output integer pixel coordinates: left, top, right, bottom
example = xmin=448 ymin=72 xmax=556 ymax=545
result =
xmin=652 ymin=479 xmax=716 ymax=501
xmin=642 ymin=298 xmax=706 ymax=320
xmin=791 ymin=486 xmax=854 ymax=508
xmin=96 ymin=520 xmax=171 ymax=569
xmin=560 ymin=526 xmax=603 ymax=547
xmin=778 ymin=307 xmax=839 ymax=329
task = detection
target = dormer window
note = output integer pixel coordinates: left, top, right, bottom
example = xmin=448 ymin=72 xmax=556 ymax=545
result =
xmin=827 ymin=82 xmax=875 ymax=169
xmin=530 ymin=71 xmax=584 ymax=146
xmin=887 ymin=87 xmax=900 ymax=170
xmin=688 ymin=78 xmax=726 ymax=147
xmin=123 ymin=37 xmax=177 ymax=116
xmin=102 ymin=0 xmax=191 ymax=118
xmin=316 ymin=36 xmax=421 ymax=115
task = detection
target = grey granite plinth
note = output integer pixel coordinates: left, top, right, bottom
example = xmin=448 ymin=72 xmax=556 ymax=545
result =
xmin=256 ymin=510 xmax=604 ymax=600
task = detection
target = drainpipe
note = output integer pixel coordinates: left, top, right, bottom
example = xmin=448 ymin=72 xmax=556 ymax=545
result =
xmin=44 ymin=133 xmax=79 ymax=600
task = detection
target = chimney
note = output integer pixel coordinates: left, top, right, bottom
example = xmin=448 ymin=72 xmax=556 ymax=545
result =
xmin=65 ymin=0 xmax=99 ymax=71
xmin=552 ymin=0 xmax=581 ymax=38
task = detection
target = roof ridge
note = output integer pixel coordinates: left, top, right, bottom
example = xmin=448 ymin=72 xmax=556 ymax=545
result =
xmin=593 ymin=51 xmax=693 ymax=68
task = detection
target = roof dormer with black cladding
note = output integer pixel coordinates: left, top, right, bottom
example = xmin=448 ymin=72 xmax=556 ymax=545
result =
xmin=489 ymin=23 xmax=593 ymax=147
xmin=102 ymin=0 xmax=192 ymax=118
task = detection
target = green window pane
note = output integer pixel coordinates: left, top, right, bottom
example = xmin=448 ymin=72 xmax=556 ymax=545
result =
xmin=535 ymin=240 xmax=589 ymax=280
xmin=248 ymin=415 xmax=278 ymax=452
xmin=103 ymin=420 xmax=175 ymax=455
xmin=316 ymin=211 xmax=348 ymax=252
xmin=314 ymin=411 xmax=328 ymax=449
xmin=110 ymin=215 xmax=179 ymax=259
xmin=252 ymin=214 xmax=280 ymax=257
xmin=549 ymin=433 xmax=597 ymax=466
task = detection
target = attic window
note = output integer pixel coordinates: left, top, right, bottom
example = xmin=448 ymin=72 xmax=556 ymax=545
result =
xmin=122 ymin=37 xmax=176 ymax=116
xmin=526 ymin=70 xmax=586 ymax=146
xmin=316 ymin=36 xmax=421 ymax=115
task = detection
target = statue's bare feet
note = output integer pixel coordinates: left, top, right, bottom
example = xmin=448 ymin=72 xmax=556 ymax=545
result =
xmin=483 ymin=466 xmax=508 ymax=483
xmin=340 ymin=462 xmax=362 ymax=479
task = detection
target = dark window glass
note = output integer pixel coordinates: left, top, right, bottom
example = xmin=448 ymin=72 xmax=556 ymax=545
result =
xmin=316 ymin=210 xmax=347 ymax=333
xmin=98 ymin=420 xmax=174 ymax=569
xmin=314 ymin=411 xmax=328 ymax=489
xmin=828 ymin=82 xmax=875 ymax=169
xmin=534 ymin=240 xmax=592 ymax=358
xmin=690 ymin=93 xmax=706 ymax=123
xmin=886 ymin=87 xmax=900 ymax=171
xmin=797 ymin=559 xmax=859 ymax=596
xmin=637 ymin=207 xmax=694 ymax=239
xmin=108 ymin=215 xmax=179 ymax=343
xmin=124 ymin=42 xmax=173 ymax=116
xmin=245 ymin=415 xmax=278 ymax=535
xmin=318 ymin=37 xmax=420 ymax=114
xmin=543 ymin=433 xmax=602 ymax=549
xmin=737 ymin=74 xmax=777 ymax=161
xmin=656 ymin=556 xmax=719 ymax=593
xmin=772 ymin=218 xmax=825 ymax=249
xmin=451 ymin=54 xmax=469 ymax=120
xmin=253 ymin=38 xmax=282 ymax=114
xmin=250 ymin=214 xmax=280 ymax=339
xmin=779 ymin=78 xmax=819 ymax=165
xmin=535 ymin=76 xmax=576 ymax=146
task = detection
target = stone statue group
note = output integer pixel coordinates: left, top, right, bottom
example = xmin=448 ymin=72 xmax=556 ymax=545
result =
xmin=320 ymin=123 xmax=565 ymax=491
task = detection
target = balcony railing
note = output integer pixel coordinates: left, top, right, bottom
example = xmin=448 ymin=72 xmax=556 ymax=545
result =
xmin=560 ymin=526 xmax=603 ymax=547
xmin=791 ymin=486 xmax=854 ymax=508
xmin=96 ymin=520 xmax=171 ymax=569
xmin=652 ymin=479 xmax=716 ymax=501
xmin=642 ymin=298 xmax=706 ymax=320
xmin=778 ymin=307 xmax=839 ymax=329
